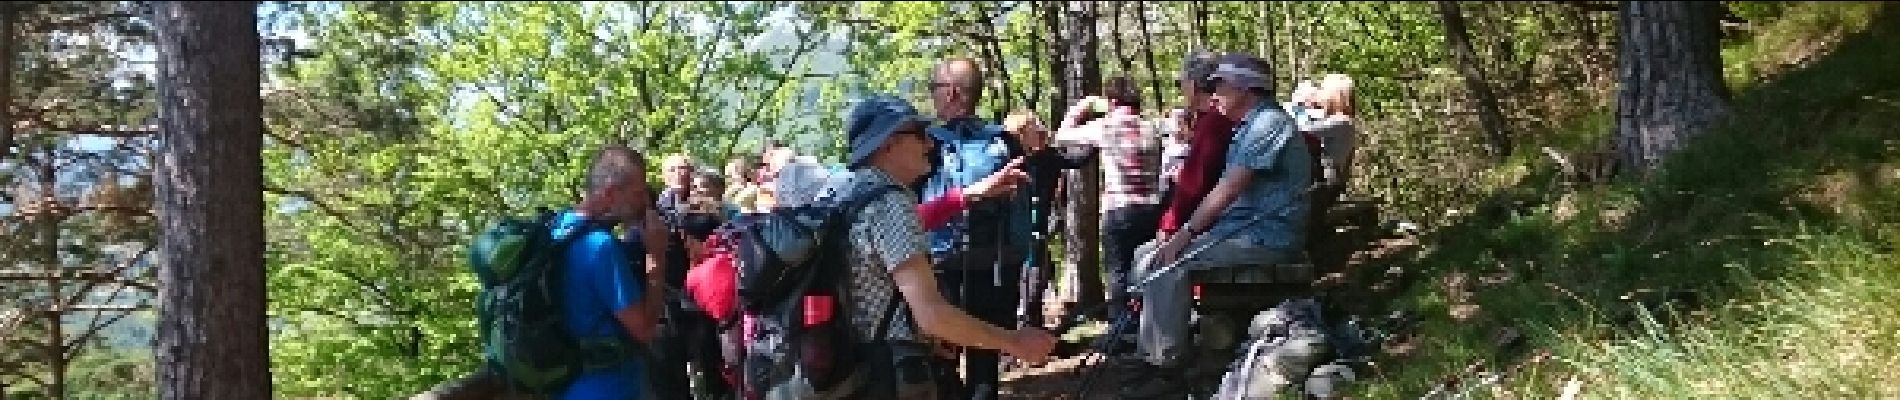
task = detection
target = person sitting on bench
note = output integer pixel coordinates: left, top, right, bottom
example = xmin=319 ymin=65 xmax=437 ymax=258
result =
xmin=1120 ymin=53 xmax=1315 ymax=398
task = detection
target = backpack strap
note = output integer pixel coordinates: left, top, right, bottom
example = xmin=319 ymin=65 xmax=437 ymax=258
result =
xmin=870 ymin=286 xmax=902 ymax=342
xmin=548 ymin=215 xmax=653 ymax=369
xmin=830 ymin=183 xmax=905 ymax=342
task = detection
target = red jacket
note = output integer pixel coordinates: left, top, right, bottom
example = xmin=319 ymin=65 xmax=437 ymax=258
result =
xmin=1160 ymin=110 xmax=1238 ymax=234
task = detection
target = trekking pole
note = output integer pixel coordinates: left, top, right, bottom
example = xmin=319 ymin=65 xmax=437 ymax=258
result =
xmin=1016 ymin=179 xmax=1042 ymax=330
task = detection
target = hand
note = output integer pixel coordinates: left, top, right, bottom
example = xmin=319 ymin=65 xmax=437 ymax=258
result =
xmin=964 ymin=157 xmax=1028 ymax=199
xmin=1154 ymin=234 xmax=1191 ymax=270
xmin=931 ymin=340 xmax=961 ymax=360
xmin=1008 ymin=118 xmax=1048 ymax=152
xmin=1003 ymin=328 xmax=1058 ymax=365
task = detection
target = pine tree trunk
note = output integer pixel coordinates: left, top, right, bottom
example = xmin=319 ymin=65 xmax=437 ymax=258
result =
xmin=1437 ymin=0 xmax=1514 ymax=160
xmin=1060 ymin=1 xmax=1104 ymax=309
xmin=1043 ymin=2 xmax=1067 ymax=122
xmin=152 ymin=2 xmax=269 ymax=399
xmin=1615 ymin=1 xmax=1730 ymax=175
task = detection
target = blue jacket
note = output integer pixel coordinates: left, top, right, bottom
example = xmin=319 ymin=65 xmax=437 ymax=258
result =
xmin=919 ymin=118 xmax=1035 ymax=268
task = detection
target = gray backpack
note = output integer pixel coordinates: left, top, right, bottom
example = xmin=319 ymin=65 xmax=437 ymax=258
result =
xmin=1216 ymin=298 xmax=1345 ymax=399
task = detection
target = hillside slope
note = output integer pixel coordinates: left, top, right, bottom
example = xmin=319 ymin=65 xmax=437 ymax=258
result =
xmin=1353 ymin=2 xmax=1900 ymax=398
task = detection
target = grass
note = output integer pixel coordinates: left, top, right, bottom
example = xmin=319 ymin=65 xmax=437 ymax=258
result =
xmin=1348 ymin=3 xmax=1900 ymax=398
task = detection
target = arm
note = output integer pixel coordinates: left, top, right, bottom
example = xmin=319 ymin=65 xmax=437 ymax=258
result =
xmin=917 ymin=187 xmax=970 ymax=229
xmin=1180 ymin=167 xmax=1254 ymax=237
xmin=574 ymin=233 xmax=658 ymax=344
xmin=859 ymin=191 xmax=1053 ymax=363
xmin=638 ymin=210 xmax=669 ymax=321
xmin=615 ymin=299 xmax=660 ymax=344
xmin=889 ymin=254 xmax=1021 ymax=354
xmin=1039 ymin=144 xmax=1097 ymax=170
xmin=929 ymin=157 xmax=1028 ymax=212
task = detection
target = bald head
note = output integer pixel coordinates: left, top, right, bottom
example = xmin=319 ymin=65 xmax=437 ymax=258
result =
xmin=588 ymin=145 xmax=648 ymax=194
xmin=583 ymin=144 xmax=652 ymax=221
xmin=931 ymin=57 xmax=984 ymax=120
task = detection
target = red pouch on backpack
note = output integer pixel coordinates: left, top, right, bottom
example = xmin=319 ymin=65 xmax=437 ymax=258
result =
xmin=686 ymin=233 xmax=740 ymax=325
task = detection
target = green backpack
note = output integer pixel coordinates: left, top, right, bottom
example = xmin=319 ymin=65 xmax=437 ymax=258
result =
xmin=468 ymin=210 xmax=637 ymax=394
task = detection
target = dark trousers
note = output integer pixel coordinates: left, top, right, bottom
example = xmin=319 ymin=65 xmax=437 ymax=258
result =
xmin=1104 ymin=204 xmax=1163 ymax=323
xmin=936 ymin=266 xmax=1021 ymax=400
xmin=651 ymin=290 xmax=733 ymax=399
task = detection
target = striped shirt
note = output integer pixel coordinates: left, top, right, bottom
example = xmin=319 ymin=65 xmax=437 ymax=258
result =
xmin=1054 ymin=106 xmax=1164 ymax=211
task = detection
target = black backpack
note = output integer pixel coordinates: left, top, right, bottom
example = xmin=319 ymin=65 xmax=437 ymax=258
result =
xmin=730 ymin=183 xmax=903 ymax=399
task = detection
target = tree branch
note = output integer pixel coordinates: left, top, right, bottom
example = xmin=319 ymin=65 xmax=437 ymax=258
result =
xmin=23 ymin=12 xmax=135 ymax=35
xmin=54 ymin=244 xmax=153 ymax=312
xmin=719 ymin=21 xmax=824 ymax=158
xmin=650 ymin=2 xmax=739 ymax=146
xmin=262 ymin=183 xmax=405 ymax=248
xmin=1437 ymin=0 xmax=1513 ymax=159
xmin=286 ymin=263 xmax=408 ymax=325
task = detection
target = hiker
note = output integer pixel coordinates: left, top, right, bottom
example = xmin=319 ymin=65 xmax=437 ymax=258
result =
xmin=646 ymin=153 xmax=726 ymax=399
xmin=1157 ymin=51 xmax=1240 ymax=255
xmin=1158 ymin=107 xmax=1192 ymax=201
xmin=684 ymin=168 xmax=733 ymax=253
xmin=831 ymin=94 xmax=1057 ymax=398
xmin=679 ymin=169 xmax=737 ymax=399
xmin=726 ymin=155 xmax=766 ymax=217
xmin=658 ymin=154 xmax=698 ymax=226
xmin=1307 ymin=74 xmax=1359 ymax=202
xmin=1120 ymin=53 xmax=1315 ymax=397
xmin=999 ymin=109 xmax=1092 ymax=330
xmin=679 ymin=127 xmax=1033 ymax=398
xmin=412 ymin=145 xmax=667 ymax=400
xmin=1287 ymin=80 xmax=1323 ymax=128
xmin=1049 ymin=76 xmax=1166 ymax=331
xmin=746 ymin=142 xmax=800 ymax=213
xmin=920 ymin=57 xmax=1038 ymax=400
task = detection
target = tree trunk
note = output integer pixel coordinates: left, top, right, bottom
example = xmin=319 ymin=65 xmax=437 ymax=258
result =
xmin=1136 ymin=3 xmax=1166 ymax=112
xmin=1437 ymin=0 xmax=1515 ymax=160
xmin=1615 ymin=1 xmax=1729 ymax=175
xmin=975 ymin=1 xmax=1011 ymax=121
xmin=1060 ymin=1 xmax=1104 ymax=309
xmin=1042 ymin=1 xmax=1069 ymax=123
xmin=152 ymin=2 xmax=270 ymax=399
xmin=1190 ymin=1 xmax=1208 ymax=50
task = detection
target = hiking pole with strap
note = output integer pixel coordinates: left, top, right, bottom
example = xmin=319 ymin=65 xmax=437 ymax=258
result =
xmin=1015 ymin=170 xmax=1042 ymax=330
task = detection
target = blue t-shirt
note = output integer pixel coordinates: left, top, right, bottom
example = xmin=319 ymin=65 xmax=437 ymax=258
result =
xmin=552 ymin=212 xmax=647 ymax=400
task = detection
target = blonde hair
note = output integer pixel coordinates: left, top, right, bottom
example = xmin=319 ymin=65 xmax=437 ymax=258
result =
xmin=1002 ymin=109 xmax=1042 ymax=134
xmin=1316 ymin=74 xmax=1356 ymax=116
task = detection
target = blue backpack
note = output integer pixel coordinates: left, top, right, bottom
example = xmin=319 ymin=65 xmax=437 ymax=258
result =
xmin=920 ymin=118 xmax=1034 ymax=267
